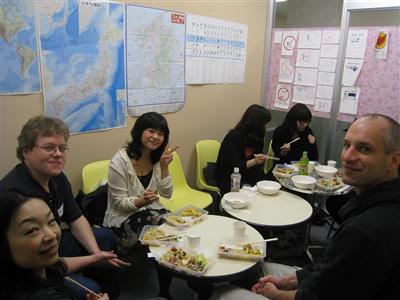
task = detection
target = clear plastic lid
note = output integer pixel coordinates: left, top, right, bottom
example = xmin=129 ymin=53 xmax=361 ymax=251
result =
xmin=233 ymin=167 xmax=239 ymax=173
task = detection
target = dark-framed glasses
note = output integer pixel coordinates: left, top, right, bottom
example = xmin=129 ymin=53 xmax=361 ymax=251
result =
xmin=35 ymin=144 xmax=69 ymax=153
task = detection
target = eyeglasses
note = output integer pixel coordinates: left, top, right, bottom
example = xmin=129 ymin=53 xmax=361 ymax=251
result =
xmin=35 ymin=144 xmax=69 ymax=154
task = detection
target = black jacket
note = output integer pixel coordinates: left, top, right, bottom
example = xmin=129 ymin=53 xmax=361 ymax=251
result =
xmin=296 ymin=177 xmax=400 ymax=300
xmin=215 ymin=130 xmax=266 ymax=195
xmin=272 ymin=125 xmax=318 ymax=164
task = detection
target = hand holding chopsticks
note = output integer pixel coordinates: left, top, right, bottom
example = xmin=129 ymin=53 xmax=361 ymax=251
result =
xmin=280 ymin=137 xmax=300 ymax=149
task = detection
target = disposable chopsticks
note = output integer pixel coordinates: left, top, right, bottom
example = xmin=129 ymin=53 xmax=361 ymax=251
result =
xmin=65 ymin=276 xmax=101 ymax=298
xmin=241 ymin=237 xmax=279 ymax=245
xmin=280 ymin=137 xmax=300 ymax=149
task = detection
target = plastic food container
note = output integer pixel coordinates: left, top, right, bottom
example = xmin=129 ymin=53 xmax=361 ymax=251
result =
xmin=291 ymin=175 xmax=316 ymax=190
xmin=314 ymin=165 xmax=337 ymax=178
xmin=163 ymin=205 xmax=208 ymax=227
xmin=217 ymin=239 xmax=266 ymax=261
xmin=257 ymin=180 xmax=281 ymax=195
xmin=272 ymin=164 xmax=295 ymax=178
xmin=139 ymin=225 xmax=182 ymax=246
xmin=156 ymin=246 xmax=210 ymax=277
xmin=315 ymin=177 xmax=344 ymax=191
xmin=223 ymin=191 xmax=251 ymax=209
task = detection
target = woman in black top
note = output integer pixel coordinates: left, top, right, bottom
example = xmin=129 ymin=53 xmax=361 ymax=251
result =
xmin=272 ymin=103 xmax=318 ymax=164
xmin=216 ymin=104 xmax=272 ymax=195
xmin=0 ymin=190 xmax=108 ymax=300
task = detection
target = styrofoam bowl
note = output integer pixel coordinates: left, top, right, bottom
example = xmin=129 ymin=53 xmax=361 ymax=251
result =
xmin=291 ymin=175 xmax=316 ymax=190
xmin=224 ymin=192 xmax=251 ymax=209
xmin=315 ymin=165 xmax=337 ymax=178
xmin=257 ymin=180 xmax=281 ymax=195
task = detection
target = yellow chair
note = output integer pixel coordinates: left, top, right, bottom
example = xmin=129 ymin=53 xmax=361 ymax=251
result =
xmin=264 ymin=140 xmax=275 ymax=174
xmin=160 ymin=152 xmax=213 ymax=212
xmin=195 ymin=140 xmax=221 ymax=193
xmin=82 ymin=160 xmax=110 ymax=194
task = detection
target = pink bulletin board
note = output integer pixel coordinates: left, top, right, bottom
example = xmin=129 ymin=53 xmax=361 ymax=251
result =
xmin=266 ymin=27 xmax=400 ymax=122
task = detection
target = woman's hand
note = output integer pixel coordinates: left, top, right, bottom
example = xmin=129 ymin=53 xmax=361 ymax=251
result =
xmin=142 ymin=190 xmax=159 ymax=206
xmin=280 ymin=143 xmax=291 ymax=156
xmin=160 ymin=145 xmax=179 ymax=169
xmin=308 ymin=134 xmax=316 ymax=144
xmin=254 ymin=153 xmax=266 ymax=165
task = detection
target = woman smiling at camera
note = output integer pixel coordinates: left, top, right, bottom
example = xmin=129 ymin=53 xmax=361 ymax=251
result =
xmin=0 ymin=190 xmax=109 ymax=300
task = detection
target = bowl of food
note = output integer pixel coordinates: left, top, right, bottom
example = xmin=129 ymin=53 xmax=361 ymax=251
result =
xmin=291 ymin=175 xmax=316 ymax=190
xmin=257 ymin=180 xmax=281 ymax=195
xmin=314 ymin=165 xmax=337 ymax=178
xmin=224 ymin=192 xmax=251 ymax=209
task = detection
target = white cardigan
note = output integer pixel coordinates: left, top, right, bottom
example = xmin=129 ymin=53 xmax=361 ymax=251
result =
xmin=103 ymin=148 xmax=173 ymax=228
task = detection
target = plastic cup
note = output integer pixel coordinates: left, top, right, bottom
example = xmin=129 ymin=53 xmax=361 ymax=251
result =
xmin=327 ymin=160 xmax=337 ymax=168
xmin=233 ymin=221 xmax=246 ymax=238
xmin=308 ymin=161 xmax=316 ymax=175
xmin=187 ymin=231 xmax=201 ymax=249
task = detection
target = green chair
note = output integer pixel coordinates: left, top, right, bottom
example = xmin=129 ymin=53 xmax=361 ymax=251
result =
xmin=160 ymin=152 xmax=213 ymax=212
xmin=195 ymin=139 xmax=221 ymax=192
xmin=264 ymin=140 xmax=275 ymax=174
xmin=82 ymin=160 xmax=110 ymax=194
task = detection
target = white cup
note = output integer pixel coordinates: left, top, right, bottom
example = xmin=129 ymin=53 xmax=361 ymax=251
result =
xmin=327 ymin=160 xmax=337 ymax=168
xmin=233 ymin=221 xmax=246 ymax=238
xmin=308 ymin=161 xmax=316 ymax=175
xmin=187 ymin=231 xmax=201 ymax=249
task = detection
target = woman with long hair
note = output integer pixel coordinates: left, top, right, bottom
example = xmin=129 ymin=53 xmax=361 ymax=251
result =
xmin=272 ymin=103 xmax=318 ymax=164
xmin=0 ymin=190 xmax=108 ymax=300
xmin=216 ymin=104 xmax=272 ymax=195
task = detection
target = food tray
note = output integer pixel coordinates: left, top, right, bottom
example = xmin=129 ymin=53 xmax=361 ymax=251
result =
xmin=156 ymin=246 xmax=210 ymax=277
xmin=217 ymin=239 xmax=266 ymax=261
xmin=272 ymin=164 xmax=295 ymax=178
xmin=163 ymin=205 xmax=208 ymax=227
xmin=138 ymin=225 xmax=181 ymax=246
xmin=315 ymin=177 xmax=344 ymax=191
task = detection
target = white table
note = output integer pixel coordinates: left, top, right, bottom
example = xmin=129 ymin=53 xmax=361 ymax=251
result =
xmin=149 ymin=215 xmax=264 ymax=281
xmin=222 ymin=189 xmax=313 ymax=228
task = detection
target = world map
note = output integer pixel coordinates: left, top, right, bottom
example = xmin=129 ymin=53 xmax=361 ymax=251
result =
xmin=0 ymin=0 xmax=40 ymax=94
xmin=38 ymin=0 xmax=126 ymax=133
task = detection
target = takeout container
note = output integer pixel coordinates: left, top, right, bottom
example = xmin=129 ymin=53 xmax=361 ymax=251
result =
xmin=156 ymin=246 xmax=210 ymax=277
xmin=224 ymin=191 xmax=251 ymax=209
xmin=291 ymin=175 xmax=316 ymax=190
xmin=272 ymin=164 xmax=295 ymax=178
xmin=139 ymin=225 xmax=181 ymax=246
xmin=257 ymin=180 xmax=281 ymax=195
xmin=217 ymin=239 xmax=266 ymax=261
xmin=314 ymin=165 xmax=337 ymax=178
xmin=163 ymin=205 xmax=208 ymax=227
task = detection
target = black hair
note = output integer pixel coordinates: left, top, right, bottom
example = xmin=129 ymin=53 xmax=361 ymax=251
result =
xmin=0 ymin=190 xmax=67 ymax=298
xmin=233 ymin=104 xmax=272 ymax=147
xmin=126 ymin=112 xmax=170 ymax=164
xmin=281 ymin=103 xmax=312 ymax=137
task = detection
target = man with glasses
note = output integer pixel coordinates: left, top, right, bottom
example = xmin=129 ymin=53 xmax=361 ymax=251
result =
xmin=0 ymin=116 xmax=128 ymax=299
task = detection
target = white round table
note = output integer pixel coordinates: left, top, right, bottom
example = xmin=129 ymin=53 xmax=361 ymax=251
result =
xmin=222 ymin=189 xmax=313 ymax=228
xmin=149 ymin=215 xmax=263 ymax=281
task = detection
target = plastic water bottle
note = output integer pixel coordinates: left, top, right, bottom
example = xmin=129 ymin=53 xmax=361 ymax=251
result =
xmin=230 ymin=167 xmax=241 ymax=192
xmin=298 ymin=151 xmax=309 ymax=175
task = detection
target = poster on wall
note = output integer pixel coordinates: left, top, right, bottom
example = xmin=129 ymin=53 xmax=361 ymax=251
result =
xmin=185 ymin=14 xmax=248 ymax=84
xmin=339 ymin=87 xmax=360 ymax=115
xmin=342 ymin=59 xmax=364 ymax=86
xmin=281 ymin=31 xmax=298 ymax=56
xmin=345 ymin=30 xmax=368 ymax=59
xmin=126 ymin=5 xmax=185 ymax=116
xmin=274 ymin=84 xmax=291 ymax=109
xmin=292 ymin=85 xmax=315 ymax=105
xmin=278 ymin=58 xmax=295 ymax=83
xmin=374 ymin=30 xmax=389 ymax=60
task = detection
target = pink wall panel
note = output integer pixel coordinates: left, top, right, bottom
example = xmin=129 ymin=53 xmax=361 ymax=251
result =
xmin=266 ymin=27 xmax=400 ymax=122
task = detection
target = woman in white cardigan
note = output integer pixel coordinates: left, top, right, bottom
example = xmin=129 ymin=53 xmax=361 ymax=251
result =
xmin=103 ymin=112 xmax=175 ymax=249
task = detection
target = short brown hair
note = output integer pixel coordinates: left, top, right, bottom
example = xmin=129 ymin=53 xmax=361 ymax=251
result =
xmin=16 ymin=116 xmax=70 ymax=161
